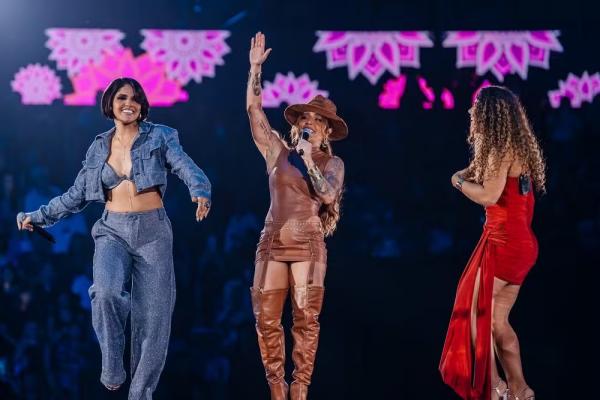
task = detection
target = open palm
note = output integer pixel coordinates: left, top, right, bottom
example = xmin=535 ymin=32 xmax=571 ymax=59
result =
xmin=250 ymin=31 xmax=272 ymax=66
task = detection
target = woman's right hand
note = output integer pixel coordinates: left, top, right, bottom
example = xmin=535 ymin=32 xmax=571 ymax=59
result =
xmin=16 ymin=212 xmax=33 ymax=231
xmin=249 ymin=32 xmax=272 ymax=67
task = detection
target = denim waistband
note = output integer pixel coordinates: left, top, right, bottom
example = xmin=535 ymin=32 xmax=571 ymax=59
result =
xmin=101 ymin=207 xmax=166 ymax=221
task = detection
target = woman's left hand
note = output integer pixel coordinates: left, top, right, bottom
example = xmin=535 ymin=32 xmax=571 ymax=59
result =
xmin=192 ymin=196 xmax=211 ymax=222
xmin=296 ymin=139 xmax=313 ymax=164
xmin=451 ymin=168 xmax=469 ymax=186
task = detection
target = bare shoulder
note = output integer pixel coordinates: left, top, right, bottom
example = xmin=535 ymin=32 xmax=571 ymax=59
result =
xmin=326 ymin=155 xmax=344 ymax=171
xmin=269 ymin=129 xmax=285 ymax=142
xmin=267 ymin=129 xmax=286 ymax=151
xmin=501 ymin=147 xmax=529 ymax=176
xmin=264 ymin=129 xmax=286 ymax=167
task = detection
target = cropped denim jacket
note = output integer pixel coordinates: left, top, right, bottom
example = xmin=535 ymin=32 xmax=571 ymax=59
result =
xmin=28 ymin=121 xmax=211 ymax=227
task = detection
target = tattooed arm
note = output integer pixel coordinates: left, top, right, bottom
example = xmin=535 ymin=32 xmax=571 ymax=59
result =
xmin=306 ymin=157 xmax=345 ymax=205
xmin=246 ymin=32 xmax=283 ymax=164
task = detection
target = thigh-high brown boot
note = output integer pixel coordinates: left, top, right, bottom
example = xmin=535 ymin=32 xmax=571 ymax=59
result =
xmin=289 ymin=286 xmax=324 ymax=400
xmin=251 ymin=287 xmax=289 ymax=400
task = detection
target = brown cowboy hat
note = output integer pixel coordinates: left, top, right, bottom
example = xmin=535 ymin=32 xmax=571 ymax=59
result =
xmin=284 ymin=95 xmax=348 ymax=141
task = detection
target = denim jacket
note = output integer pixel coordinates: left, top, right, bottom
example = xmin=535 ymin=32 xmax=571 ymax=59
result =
xmin=28 ymin=121 xmax=211 ymax=227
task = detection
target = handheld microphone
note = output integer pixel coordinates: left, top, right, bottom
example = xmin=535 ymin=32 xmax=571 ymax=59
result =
xmin=17 ymin=212 xmax=56 ymax=244
xmin=297 ymin=128 xmax=313 ymax=156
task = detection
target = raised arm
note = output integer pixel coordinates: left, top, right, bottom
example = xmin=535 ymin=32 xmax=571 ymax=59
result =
xmin=306 ymin=156 xmax=345 ymax=205
xmin=246 ymin=32 xmax=283 ymax=164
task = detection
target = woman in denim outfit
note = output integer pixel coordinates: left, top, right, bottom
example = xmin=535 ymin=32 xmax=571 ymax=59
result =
xmin=16 ymin=78 xmax=211 ymax=399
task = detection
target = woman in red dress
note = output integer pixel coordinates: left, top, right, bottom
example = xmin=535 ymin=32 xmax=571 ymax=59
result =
xmin=440 ymin=86 xmax=546 ymax=400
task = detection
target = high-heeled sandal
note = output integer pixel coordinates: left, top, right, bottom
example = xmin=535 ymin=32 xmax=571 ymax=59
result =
xmin=493 ymin=379 xmax=509 ymax=400
xmin=509 ymin=386 xmax=535 ymax=400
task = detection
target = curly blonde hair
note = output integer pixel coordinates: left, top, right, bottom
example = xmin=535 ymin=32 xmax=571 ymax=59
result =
xmin=466 ymin=86 xmax=546 ymax=193
xmin=289 ymin=125 xmax=343 ymax=237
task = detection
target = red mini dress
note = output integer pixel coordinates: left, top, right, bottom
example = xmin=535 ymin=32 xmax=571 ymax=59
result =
xmin=440 ymin=177 xmax=538 ymax=400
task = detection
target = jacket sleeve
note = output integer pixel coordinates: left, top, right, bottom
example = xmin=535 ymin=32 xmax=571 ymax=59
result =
xmin=164 ymin=129 xmax=212 ymax=201
xmin=26 ymin=149 xmax=93 ymax=228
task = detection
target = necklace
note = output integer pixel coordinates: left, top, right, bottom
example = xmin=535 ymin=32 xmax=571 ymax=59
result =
xmin=114 ymin=132 xmax=140 ymax=174
xmin=114 ymin=133 xmax=135 ymax=165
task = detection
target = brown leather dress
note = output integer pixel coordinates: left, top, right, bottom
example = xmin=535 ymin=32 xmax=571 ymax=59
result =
xmin=255 ymin=147 xmax=332 ymax=285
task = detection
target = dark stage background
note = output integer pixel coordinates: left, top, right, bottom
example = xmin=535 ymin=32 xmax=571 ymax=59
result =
xmin=0 ymin=0 xmax=596 ymax=399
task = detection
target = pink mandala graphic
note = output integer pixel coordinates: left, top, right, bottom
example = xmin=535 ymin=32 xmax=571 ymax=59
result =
xmin=548 ymin=71 xmax=600 ymax=108
xmin=11 ymin=64 xmax=62 ymax=105
xmin=313 ymin=31 xmax=433 ymax=85
xmin=140 ymin=29 xmax=231 ymax=85
xmin=45 ymin=28 xmax=125 ymax=77
xmin=443 ymin=31 xmax=563 ymax=81
xmin=262 ymin=72 xmax=329 ymax=108
xmin=64 ymin=48 xmax=188 ymax=107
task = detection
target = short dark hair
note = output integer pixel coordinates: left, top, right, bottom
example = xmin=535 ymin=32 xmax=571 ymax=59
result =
xmin=100 ymin=77 xmax=150 ymax=120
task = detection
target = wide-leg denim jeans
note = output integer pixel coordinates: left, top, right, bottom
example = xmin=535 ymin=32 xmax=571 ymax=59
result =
xmin=89 ymin=207 xmax=175 ymax=400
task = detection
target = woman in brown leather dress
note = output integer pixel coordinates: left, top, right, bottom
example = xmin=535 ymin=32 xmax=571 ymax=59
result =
xmin=246 ymin=32 xmax=346 ymax=400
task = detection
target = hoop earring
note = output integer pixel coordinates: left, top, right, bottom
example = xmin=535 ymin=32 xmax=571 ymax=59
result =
xmin=320 ymin=138 xmax=329 ymax=151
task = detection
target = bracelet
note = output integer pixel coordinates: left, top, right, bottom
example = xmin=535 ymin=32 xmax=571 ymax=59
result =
xmin=454 ymin=176 xmax=465 ymax=191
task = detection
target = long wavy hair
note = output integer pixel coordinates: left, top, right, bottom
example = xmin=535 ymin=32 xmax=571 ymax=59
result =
xmin=288 ymin=124 xmax=343 ymax=237
xmin=466 ymin=86 xmax=546 ymax=193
